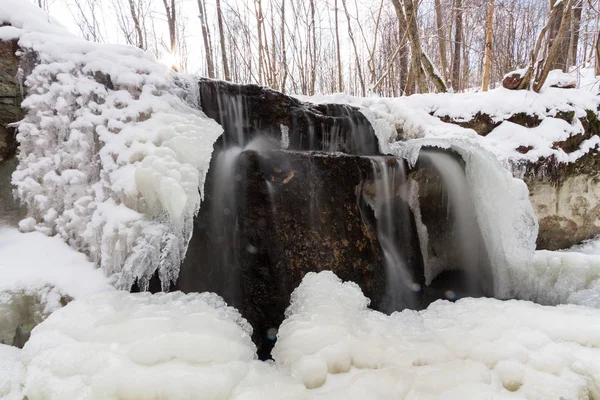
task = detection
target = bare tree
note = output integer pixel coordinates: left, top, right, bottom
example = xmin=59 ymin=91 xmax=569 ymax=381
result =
xmin=482 ymin=0 xmax=494 ymax=91
xmin=162 ymin=0 xmax=177 ymax=54
xmin=334 ymin=0 xmax=343 ymax=91
xmin=434 ymin=0 xmax=448 ymax=83
xmin=341 ymin=0 xmax=366 ymax=95
xmin=216 ymin=0 xmax=230 ymax=80
xmin=197 ymin=0 xmax=215 ymax=78
xmin=595 ymin=31 xmax=600 ymax=76
xmin=533 ymin=0 xmax=575 ymax=91
xmin=451 ymin=0 xmax=463 ymax=91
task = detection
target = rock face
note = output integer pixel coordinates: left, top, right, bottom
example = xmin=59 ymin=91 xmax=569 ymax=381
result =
xmin=439 ymin=107 xmax=600 ymax=250
xmin=179 ymin=81 xmax=409 ymax=357
xmin=198 ymin=78 xmax=380 ymax=155
xmin=178 ymin=149 xmax=401 ymax=358
xmin=0 ymin=37 xmax=23 ymax=164
xmin=174 ymin=81 xmax=497 ymax=357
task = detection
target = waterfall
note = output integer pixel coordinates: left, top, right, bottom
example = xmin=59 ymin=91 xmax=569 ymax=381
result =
xmin=368 ymin=157 xmax=421 ymax=312
xmin=416 ymin=149 xmax=492 ymax=300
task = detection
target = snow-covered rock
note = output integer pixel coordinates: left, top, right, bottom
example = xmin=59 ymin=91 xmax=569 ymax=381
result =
xmin=0 ymin=0 xmax=222 ymax=290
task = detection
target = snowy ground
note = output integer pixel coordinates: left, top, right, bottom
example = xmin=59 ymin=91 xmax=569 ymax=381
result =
xmin=2 ymin=271 xmax=598 ymax=400
xmin=0 ymin=225 xmax=112 ymax=346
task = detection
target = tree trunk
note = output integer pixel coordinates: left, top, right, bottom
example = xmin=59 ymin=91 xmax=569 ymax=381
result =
xmin=595 ymin=31 xmax=600 ymax=76
xmin=567 ymin=1 xmax=582 ymax=68
xmin=481 ymin=0 xmax=494 ymax=91
xmin=310 ymin=0 xmax=317 ymax=95
xmin=421 ymin=51 xmax=447 ymax=92
xmin=391 ymin=0 xmax=427 ymax=93
xmin=334 ymin=0 xmax=343 ymax=92
xmin=197 ymin=0 xmax=214 ymax=77
xmin=281 ymin=0 xmax=288 ymax=93
xmin=533 ymin=0 xmax=574 ymax=92
xmin=255 ymin=0 xmax=264 ymax=85
xmin=547 ymin=0 xmax=570 ymax=71
xmin=215 ymin=0 xmax=230 ymax=81
xmin=128 ymin=0 xmax=144 ymax=49
xmin=341 ymin=0 xmax=366 ymax=95
xmin=434 ymin=0 xmax=448 ymax=83
xmin=451 ymin=0 xmax=463 ymax=91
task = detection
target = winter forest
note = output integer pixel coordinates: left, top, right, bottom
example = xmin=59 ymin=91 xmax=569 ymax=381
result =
xmin=37 ymin=0 xmax=600 ymax=95
xmin=1 ymin=0 xmax=600 ymax=398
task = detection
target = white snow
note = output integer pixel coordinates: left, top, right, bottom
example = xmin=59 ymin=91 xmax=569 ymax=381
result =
xmin=0 ymin=225 xmax=112 ymax=346
xmin=274 ymin=271 xmax=600 ymax=399
xmin=9 ymin=271 xmax=600 ymax=399
xmin=0 ymin=344 xmax=22 ymax=400
xmin=567 ymin=235 xmax=600 ymax=255
xmin=511 ymin=250 xmax=600 ymax=308
xmin=0 ymin=0 xmax=222 ymax=290
xmin=19 ymin=290 xmax=306 ymax=400
xmin=300 ymin=77 xmax=600 ymax=172
xmin=0 ymin=226 xmax=112 ymax=298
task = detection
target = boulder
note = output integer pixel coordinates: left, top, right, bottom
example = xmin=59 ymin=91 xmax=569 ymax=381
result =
xmin=177 ymin=149 xmax=427 ymax=358
xmin=198 ymin=79 xmax=381 ymax=155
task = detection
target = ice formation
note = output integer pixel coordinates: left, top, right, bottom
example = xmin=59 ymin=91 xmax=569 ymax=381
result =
xmin=13 ymin=272 xmax=600 ymax=399
xmin=0 ymin=0 xmax=222 ymax=290
xmin=512 ymin=250 xmax=600 ymax=308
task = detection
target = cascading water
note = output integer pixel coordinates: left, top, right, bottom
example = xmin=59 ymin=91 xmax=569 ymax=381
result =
xmin=180 ymin=80 xmax=504 ymax=356
xmin=367 ymin=157 xmax=422 ymax=312
xmin=412 ymin=149 xmax=493 ymax=301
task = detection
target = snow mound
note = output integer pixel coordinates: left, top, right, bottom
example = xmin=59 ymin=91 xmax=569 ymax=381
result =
xmin=0 ymin=0 xmax=222 ymax=290
xmin=0 ymin=344 xmax=22 ymax=400
xmin=21 ymin=291 xmax=281 ymax=400
xmin=275 ymin=271 xmax=600 ymax=399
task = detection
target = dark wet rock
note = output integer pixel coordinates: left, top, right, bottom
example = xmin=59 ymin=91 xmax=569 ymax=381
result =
xmin=176 ymin=149 xmax=425 ymax=358
xmin=198 ymin=79 xmax=381 ymax=155
xmin=0 ymin=37 xmax=24 ymax=164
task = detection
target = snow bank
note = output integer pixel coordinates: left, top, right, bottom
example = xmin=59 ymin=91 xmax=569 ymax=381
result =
xmin=0 ymin=0 xmax=222 ymax=290
xmin=274 ymin=271 xmax=600 ymax=399
xmin=20 ymin=290 xmax=308 ymax=400
xmin=0 ymin=344 xmax=22 ymax=400
xmin=567 ymin=235 xmax=600 ymax=255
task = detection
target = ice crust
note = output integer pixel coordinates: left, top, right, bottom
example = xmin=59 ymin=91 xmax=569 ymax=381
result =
xmin=11 ymin=272 xmax=600 ymax=399
xmin=0 ymin=0 xmax=222 ymax=290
